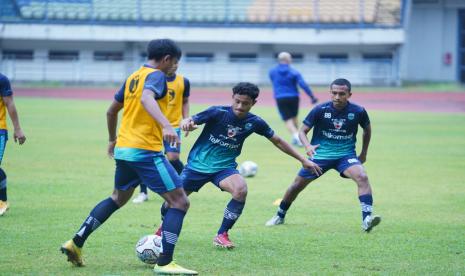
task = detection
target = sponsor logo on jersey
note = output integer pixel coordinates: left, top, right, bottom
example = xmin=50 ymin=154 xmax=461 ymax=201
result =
xmin=227 ymin=125 xmax=242 ymax=138
xmin=168 ymin=89 xmax=175 ymax=102
xmin=332 ymin=119 xmax=345 ymax=130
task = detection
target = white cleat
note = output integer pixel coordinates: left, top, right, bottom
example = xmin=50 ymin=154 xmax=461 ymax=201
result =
xmin=265 ymin=215 xmax=285 ymax=226
xmin=132 ymin=193 xmax=148 ymax=204
xmin=362 ymin=215 xmax=381 ymax=233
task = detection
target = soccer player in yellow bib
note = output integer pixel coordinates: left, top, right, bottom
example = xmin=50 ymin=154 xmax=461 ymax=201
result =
xmin=0 ymin=73 xmax=27 ymax=216
xmin=60 ymin=39 xmax=197 ymax=275
xmin=133 ymin=62 xmax=190 ymax=204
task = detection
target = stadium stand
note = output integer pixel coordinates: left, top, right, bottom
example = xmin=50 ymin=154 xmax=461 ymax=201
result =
xmin=4 ymin=0 xmax=401 ymax=26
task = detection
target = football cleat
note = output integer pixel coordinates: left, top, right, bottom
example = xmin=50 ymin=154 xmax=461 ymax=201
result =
xmin=132 ymin=192 xmax=148 ymax=204
xmin=60 ymin=240 xmax=84 ymax=266
xmin=311 ymin=97 xmax=319 ymax=104
xmin=0 ymin=200 xmax=9 ymax=216
xmin=213 ymin=232 xmax=234 ymax=249
xmin=265 ymin=215 xmax=285 ymax=226
xmin=362 ymin=215 xmax=381 ymax=233
xmin=153 ymin=261 xmax=198 ymax=275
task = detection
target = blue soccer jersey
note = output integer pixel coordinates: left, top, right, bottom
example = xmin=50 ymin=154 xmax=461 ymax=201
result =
xmin=303 ymin=101 xmax=370 ymax=160
xmin=187 ymin=106 xmax=275 ymax=173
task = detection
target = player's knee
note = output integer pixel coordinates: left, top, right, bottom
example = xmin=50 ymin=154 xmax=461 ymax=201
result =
xmin=232 ymin=185 xmax=248 ymax=201
xmin=355 ymin=173 xmax=369 ymax=185
xmin=171 ymin=194 xmax=190 ymax=211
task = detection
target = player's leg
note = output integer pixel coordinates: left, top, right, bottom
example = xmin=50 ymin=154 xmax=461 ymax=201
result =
xmin=266 ymin=176 xmax=312 ymax=226
xmin=154 ymin=188 xmax=196 ymax=275
xmin=0 ymin=168 xmax=7 ymax=216
xmin=155 ymin=167 xmax=205 ymax=236
xmin=166 ymin=128 xmax=184 ymax=174
xmin=155 ymin=189 xmax=193 ymax=237
xmin=342 ymin=162 xmax=381 ymax=232
xmin=142 ymin=155 xmax=196 ymax=274
xmin=214 ymin=171 xmax=247 ymax=248
xmin=278 ymin=97 xmax=301 ymax=146
xmin=266 ymin=159 xmax=330 ymax=226
xmin=166 ymin=152 xmax=184 ymax=175
xmin=0 ymin=132 xmax=8 ymax=216
xmin=285 ymin=117 xmax=302 ymax=146
xmin=61 ymin=160 xmax=139 ymax=266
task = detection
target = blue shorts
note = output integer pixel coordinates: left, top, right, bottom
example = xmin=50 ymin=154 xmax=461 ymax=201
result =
xmin=298 ymin=155 xmax=361 ymax=180
xmin=181 ymin=167 xmax=239 ymax=192
xmin=0 ymin=130 xmax=8 ymax=165
xmin=114 ymin=156 xmax=182 ymax=194
xmin=163 ymin=128 xmax=181 ymax=153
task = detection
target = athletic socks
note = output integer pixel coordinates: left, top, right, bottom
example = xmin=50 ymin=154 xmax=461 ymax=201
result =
xmin=217 ymin=199 xmax=245 ymax=234
xmin=169 ymin=159 xmax=184 ymax=175
xmin=359 ymin=194 xmax=373 ymax=220
xmin=140 ymin=184 xmax=147 ymax=194
xmin=160 ymin=202 xmax=168 ymax=221
xmin=158 ymin=208 xmax=186 ymax=266
xmin=72 ymin=197 xmax=120 ymax=247
xmin=0 ymin=168 xmax=6 ymax=201
xmin=0 ymin=187 xmax=6 ymax=201
xmin=277 ymin=200 xmax=291 ymax=219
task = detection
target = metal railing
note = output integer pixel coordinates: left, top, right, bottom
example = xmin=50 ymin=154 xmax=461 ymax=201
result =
xmin=1 ymin=56 xmax=399 ymax=85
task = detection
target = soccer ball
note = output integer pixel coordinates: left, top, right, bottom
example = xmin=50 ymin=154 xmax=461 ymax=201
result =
xmin=135 ymin=234 xmax=162 ymax=264
xmin=239 ymin=161 xmax=258 ymax=177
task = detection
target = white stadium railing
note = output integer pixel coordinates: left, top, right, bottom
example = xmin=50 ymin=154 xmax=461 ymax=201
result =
xmin=0 ymin=56 xmax=398 ymax=86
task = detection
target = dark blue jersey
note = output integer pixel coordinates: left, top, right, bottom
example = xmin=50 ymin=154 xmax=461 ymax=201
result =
xmin=303 ymin=101 xmax=370 ymax=160
xmin=187 ymin=106 xmax=275 ymax=173
xmin=0 ymin=74 xmax=13 ymax=97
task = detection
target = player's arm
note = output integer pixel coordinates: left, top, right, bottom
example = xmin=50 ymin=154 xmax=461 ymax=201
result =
xmin=182 ymin=78 xmax=190 ymax=119
xmin=3 ymin=96 xmax=26 ymax=145
xmin=140 ymin=89 xmax=178 ymax=145
xmin=182 ymin=97 xmax=189 ymax=119
xmin=106 ymin=100 xmax=123 ymax=157
xmin=358 ymin=124 xmax=371 ymax=163
xmin=268 ymin=134 xmax=322 ymax=176
xmin=181 ymin=106 xmax=217 ymax=136
xmin=296 ymin=72 xmax=315 ymax=100
xmin=299 ymin=124 xmax=319 ymax=158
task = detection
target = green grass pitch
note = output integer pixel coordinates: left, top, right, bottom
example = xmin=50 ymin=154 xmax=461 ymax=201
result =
xmin=1 ymin=97 xmax=464 ymax=275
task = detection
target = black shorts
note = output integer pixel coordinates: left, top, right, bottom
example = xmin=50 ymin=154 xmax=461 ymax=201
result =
xmin=276 ymin=97 xmax=299 ymax=121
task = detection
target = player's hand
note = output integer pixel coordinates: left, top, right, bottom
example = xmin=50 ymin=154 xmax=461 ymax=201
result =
xmin=180 ymin=118 xmax=198 ymax=137
xmin=358 ymin=153 xmax=367 ymax=164
xmin=14 ymin=129 xmax=26 ymax=145
xmin=305 ymin=144 xmax=319 ymax=158
xmin=107 ymin=140 xmax=116 ymax=158
xmin=163 ymin=125 xmax=180 ymax=146
xmin=302 ymin=159 xmax=322 ymax=176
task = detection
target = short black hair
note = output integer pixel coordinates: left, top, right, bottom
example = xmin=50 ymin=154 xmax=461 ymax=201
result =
xmin=330 ymin=78 xmax=351 ymax=92
xmin=232 ymin=82 xmax=260 ymax=100
xmin=147 ymin=39 xmax=182 ymax=61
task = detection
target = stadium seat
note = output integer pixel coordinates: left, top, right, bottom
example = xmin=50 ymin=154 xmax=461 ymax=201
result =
xmin=9 ymin=0 xmax=401 ymax=26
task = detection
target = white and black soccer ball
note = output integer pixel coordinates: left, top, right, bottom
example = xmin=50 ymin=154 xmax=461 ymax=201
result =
xmin=239 ymin=161 xmax=258 ymax=177
xmin=135 ymin=234 xmax=162 ymax=264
